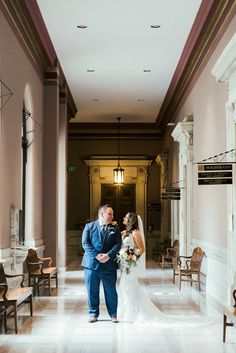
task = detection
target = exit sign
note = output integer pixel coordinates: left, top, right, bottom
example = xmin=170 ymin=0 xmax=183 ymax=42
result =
xmin=67 ymin=165 xmax=76 ymax=172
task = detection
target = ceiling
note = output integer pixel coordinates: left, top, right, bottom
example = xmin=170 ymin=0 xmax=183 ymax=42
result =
xmin=37 ymin=0 xmax=202 ymax=124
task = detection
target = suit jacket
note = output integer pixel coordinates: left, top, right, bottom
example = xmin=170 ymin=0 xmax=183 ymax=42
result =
xmin=81 ymin=220 xmax=121 ymax=271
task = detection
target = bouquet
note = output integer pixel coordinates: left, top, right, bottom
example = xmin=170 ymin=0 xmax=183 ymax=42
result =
xmin=116 ymin=246 xmax=141 ymax=274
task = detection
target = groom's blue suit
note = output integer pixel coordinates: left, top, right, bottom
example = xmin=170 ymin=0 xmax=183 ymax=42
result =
xmin=81 ymin=220 xmax=121 ymax=318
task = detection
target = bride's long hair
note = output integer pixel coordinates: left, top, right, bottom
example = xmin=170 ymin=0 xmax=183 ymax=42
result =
xmin=124 ymin=212 xmax=138 ymax=236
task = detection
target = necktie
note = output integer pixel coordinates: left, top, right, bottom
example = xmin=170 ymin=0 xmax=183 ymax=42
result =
xmin=101 ymin=224 xmax=107 ymax=242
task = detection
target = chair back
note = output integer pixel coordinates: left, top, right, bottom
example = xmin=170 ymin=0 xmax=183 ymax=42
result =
xmin=189 ymin=247 xmax=204 ymax=271
xmin=167 ymin=239 xmax=179 ymax=257
xmin=25 ymin=248 xmax=41 ymax=273
xmin=0 ymin=263 xmax=7 ymax=285
xmin=172 ymin=239 xmax=180 ymax=256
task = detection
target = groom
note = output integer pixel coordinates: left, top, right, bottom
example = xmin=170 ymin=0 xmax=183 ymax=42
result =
xmin=81 ymin=204 xmax=121 ymax=323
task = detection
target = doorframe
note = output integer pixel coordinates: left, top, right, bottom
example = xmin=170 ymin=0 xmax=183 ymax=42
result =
xmin=85 ymin=158 xmax=151 ymax=231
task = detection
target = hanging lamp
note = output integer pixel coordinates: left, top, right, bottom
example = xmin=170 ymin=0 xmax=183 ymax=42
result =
xmin=113 ymin=117 xmax=124 ymax=184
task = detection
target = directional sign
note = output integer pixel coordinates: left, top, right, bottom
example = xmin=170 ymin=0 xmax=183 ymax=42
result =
xmin=161 ymin=188 xmax=181 ymax=200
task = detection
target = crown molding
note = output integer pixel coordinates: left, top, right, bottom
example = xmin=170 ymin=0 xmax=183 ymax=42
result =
xmin=0 ymin=0 xmax=77 ymax=117
xmin=157 ymin=0 xmax=236 ymax=131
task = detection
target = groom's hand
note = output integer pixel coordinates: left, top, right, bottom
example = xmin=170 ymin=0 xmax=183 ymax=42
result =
xmin=95 ymin=253 xmax=103 ymax=260
xmin=98 ymin=253 xmax=110 ymax=263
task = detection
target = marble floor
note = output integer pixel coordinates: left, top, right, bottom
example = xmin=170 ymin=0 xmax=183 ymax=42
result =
xmin=1 ymin=268 xmax=236 ymax=353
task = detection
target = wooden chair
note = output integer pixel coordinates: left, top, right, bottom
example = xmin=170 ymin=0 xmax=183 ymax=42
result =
xmin=161 ymin=239 xmax=179 ymax=269
xmin=153 ymin=237 xmax=171 ymax=265
xmin=223 ymin=289 xmax=236 ymax=342
xmin=173 ymin=246 xmax=204 ymax=290
xmin=0 ymin=263 xmax=33 ymax=333
xmin=25 ymin=248 xmax=58 ymax=296
xmin=0 ymin=283 xmax=11 ymax=333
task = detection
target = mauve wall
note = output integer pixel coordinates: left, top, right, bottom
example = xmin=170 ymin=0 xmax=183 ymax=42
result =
xmin=164 ymin=16 xmax=236 ymax=248
xmin=0 ymin=10 xmax=44 ymax=248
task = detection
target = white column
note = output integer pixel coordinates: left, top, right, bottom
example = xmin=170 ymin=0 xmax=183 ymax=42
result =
xmin=57 ymin=88 xmax=67 ymax=270
xmin=171 ymin=116 xmax=194 ymax=256
xmin=212 ymin=33 xmax=236 ymax=303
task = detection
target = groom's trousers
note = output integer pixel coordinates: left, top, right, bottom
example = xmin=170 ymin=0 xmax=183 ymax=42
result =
xmin=84 ymin=266 xmax=118 ymax=318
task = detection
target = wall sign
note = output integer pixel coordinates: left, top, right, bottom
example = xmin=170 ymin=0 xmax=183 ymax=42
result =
xmin=161 ymin=187 xmax=180 ymax=200
xmin=198 ymin=164 xmax=232 ymax=185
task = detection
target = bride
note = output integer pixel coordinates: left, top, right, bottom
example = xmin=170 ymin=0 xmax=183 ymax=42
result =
xmin=117 ymin=212 xmax=215 ymax=327
xmin=117 ymin=212 xmax=164 ymax=323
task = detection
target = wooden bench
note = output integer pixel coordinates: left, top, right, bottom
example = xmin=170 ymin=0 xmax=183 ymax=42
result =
xmin=0 ymin=264 xmax=33 ymax=333
xmin=223 ymin=289 xmax=236 ymax=342
xmin=25 ymin=248 xmax=58 ymax=296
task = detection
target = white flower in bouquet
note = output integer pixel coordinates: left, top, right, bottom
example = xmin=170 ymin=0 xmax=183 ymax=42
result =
xmin=116 ymin=246 xmax=141 ymax=274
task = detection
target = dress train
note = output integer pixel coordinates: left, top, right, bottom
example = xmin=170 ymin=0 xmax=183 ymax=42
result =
xmin=117 ymin=264 xmax=215 ymax=327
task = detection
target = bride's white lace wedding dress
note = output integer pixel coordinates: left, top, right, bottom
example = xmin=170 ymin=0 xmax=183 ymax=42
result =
xmin=117 ymin=233 xmax=215 ymax=326
xmin=117 ymin=232 xmax=165 ymax=324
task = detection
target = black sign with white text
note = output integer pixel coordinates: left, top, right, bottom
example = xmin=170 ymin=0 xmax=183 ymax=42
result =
xmin=198 ymin=163 xmax=233 ymax=185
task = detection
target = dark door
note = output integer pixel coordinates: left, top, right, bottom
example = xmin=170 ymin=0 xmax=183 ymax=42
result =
xmin=101 ymin=184 xmax=135 ymax=228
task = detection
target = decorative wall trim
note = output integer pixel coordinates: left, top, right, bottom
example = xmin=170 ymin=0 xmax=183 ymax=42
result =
xmin=0 ymin=0 xmax=77 ymax=117
xmin=158 ymin=0 xmax=236 ymax=130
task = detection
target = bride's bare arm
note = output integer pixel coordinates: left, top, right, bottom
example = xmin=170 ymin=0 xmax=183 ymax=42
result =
xmin=132 ymin=230 xmax=145 ymax=256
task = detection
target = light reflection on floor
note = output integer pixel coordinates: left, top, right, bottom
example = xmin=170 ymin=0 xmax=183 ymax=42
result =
xmin=0 ymin=268 xmax=236 ymax=352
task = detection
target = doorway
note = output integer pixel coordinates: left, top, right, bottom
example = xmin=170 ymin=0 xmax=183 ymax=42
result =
xmin=101 ymin=184 xmax=135 ymax=228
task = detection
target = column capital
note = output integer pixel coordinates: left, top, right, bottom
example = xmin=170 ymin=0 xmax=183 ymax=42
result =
xmin=212 ymin=33 xmax=236 ymax=83
xmin=171 ymin=116 xmax=193 ymax=145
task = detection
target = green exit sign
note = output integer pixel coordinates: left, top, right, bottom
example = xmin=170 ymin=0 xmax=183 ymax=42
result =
xmin=67 ymin=165 xmax=76 ymax=172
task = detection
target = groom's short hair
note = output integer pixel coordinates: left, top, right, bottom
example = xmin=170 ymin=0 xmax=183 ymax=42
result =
xmin=98 ymin=204 xmax=112 ymax=216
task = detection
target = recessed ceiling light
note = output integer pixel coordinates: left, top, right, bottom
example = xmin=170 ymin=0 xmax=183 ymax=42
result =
xmin=143 ymin=69 xmax=151 ymax=72
xmin=150 ymin=25 xmax=161 ymax=29
xmin=77 ymin=25 xmax=87 ymax=29
xmin=137 ymin=99 xmax=145 ymax=102
xmin=87 ymin=69 xmax=95 ymax=72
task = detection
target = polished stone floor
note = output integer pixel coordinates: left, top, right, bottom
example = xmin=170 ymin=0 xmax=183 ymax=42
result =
xmin=1 ymin=267 xmax=236 ymax=353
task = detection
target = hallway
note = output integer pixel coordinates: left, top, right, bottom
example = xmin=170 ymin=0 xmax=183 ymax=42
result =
xmin=1 ymin=269 xmax=236 ymax=353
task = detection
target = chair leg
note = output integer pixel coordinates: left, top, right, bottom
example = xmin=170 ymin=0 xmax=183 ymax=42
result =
xmin=173 ymin=269 xmax=175 ymax=284
xmin=36 ymin=278 xmax=40 ymax=296
xmin=223 ymin=314 xmax=227 ymax=343
xmin=3 ymin=312 xmax=7 ymax=333
xmin=29 ymin=294 xmax=33 ymax=316
xmin=55 ymin=272 xmax=58 ymax=288
xmin=13 ymin=305 xmax=17 ymax=334
xmin=179 ymin=273 xmax=182 ymax=290
xmin=48 ymin=276 xmax=51 ymax=296
xmin=198 ymin=273 xmax=201 ymax=291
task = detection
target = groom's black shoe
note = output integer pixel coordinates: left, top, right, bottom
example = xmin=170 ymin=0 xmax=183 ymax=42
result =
xmin=88 ymin=316 xmax=97 ymax=323
xmin=111 ymin=317 xmax=119 ymax=323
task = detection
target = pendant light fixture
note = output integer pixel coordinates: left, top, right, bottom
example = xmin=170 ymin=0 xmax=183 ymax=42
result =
xmin=113 ymin=117 xmax=124 ymax=184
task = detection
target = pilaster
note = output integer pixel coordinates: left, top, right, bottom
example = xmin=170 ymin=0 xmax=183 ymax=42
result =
xmin=172 ymin=115 xmax=194 ymax=256
xmin=212 ymin=33 xmax=236 ymax=304
xmin=156 ymin=153 xmax=169 ymax=241
xmin=43 ymin=67 xmax=59 ymax=265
